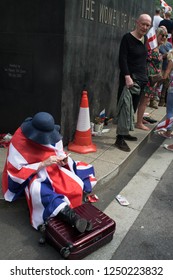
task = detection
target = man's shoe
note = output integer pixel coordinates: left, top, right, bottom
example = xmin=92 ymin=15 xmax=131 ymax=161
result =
xmin=123 ymin=134 xmax=137 ymax=141
xmin=143 ymin=117 xmax=157 ymax=124
xmin=114 ymin=138 xmax=131 ymax=152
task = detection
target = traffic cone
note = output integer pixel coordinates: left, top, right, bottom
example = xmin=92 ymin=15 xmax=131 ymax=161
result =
xmin=68 ymin=90 xmax=97 ymax=154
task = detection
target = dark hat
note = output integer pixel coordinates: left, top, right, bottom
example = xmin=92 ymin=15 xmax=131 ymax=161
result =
xmin=21 ymin=112 xmax=62 ymax=144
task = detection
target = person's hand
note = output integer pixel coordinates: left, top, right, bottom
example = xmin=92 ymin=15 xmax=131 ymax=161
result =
xmin=125 ymin=75 xmax=134 ymax=88
xmin=39 ymin=155 xmax=64 ymax=169
xmin=59 ymin=153 xmax=71 ymax=166
xmin=38 ymin=153 xmax=71 ymax=170
xmin=60 ymin=156 xmax=68 ymax=166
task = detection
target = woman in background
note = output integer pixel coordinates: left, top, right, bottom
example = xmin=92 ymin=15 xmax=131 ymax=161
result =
xmin=136 ymin=27 xmax=168 ymax=131
xmin=157 ymin=49 xmax=173 ymax=141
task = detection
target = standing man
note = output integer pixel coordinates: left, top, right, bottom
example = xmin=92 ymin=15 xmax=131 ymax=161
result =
xmin=153 ymin=8 xmax=163 ymax=30
xmin=115 ymin=14 xmax=151 ymax=152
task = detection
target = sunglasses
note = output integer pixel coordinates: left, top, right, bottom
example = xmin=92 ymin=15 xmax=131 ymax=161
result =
xmin=161 ymin=34 xmax=168 ymax=38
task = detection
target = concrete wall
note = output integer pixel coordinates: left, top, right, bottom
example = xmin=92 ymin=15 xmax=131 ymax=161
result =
xmin=0 ymin=0 xmax=65 ymax=133
xmin=0 ymin=0 xmax=154 ymax=145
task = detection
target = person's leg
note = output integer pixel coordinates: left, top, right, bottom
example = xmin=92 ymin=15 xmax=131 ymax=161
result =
xmin=132 ymin=80 xmax=148 ymax=113
xmin=148 ymin=84 xmax=159 ymax=109
xmin=28 ymin=178 xmax=92 ymax=232
xmin=136 ymin=94 xmax=150 ymax=130
xmin=156 ymin=88 xmax=173 ymax=138
xmin=149 ymin=98 xmax=159 ymax=109
xmin=58 ymin=205 xmax=92 ymax=232
xmin=159 ymin=78 xmax=169 ymax=106
xmin=115 ymin=74 xmax=131 ymax=152
xmin=166 ymin=88 xmax=173 ymax=119
xmin=117 ymin=73 xmax=125 ymax=104
xmin=163 ymin=88 xmax=173 ymax=137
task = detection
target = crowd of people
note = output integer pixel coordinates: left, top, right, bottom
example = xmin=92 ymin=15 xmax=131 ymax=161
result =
xmin=115 ymin=6 xmax=173 ymax=153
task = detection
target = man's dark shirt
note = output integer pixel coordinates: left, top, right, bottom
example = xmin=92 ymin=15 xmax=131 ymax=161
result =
xmin=119 ymin=32 xmax=148 ymax=82
xmin=159 ymin=19 xmax=173 ymax=33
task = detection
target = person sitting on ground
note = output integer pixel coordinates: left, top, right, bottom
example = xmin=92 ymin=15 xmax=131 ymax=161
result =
xmin=136 ymin=27 xmax=168 ymax=131
xmin=2 ymin=112 xmax=97 ymax=233
xmin=114 ymin=14 xmax=152 ymax=152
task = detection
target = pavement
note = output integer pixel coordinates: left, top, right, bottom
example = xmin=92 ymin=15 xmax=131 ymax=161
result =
xmin=0 ymin=105 xmax=166 ymax=200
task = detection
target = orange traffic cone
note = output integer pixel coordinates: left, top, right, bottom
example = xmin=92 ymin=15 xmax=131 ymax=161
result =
xmin=68 ymin=90 xmax=97 ymax=154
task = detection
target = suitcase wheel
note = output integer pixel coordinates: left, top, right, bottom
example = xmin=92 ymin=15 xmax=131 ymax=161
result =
xmin=60 ymin=247 xmax=71 ymax=258
xmin=39 ymin=237 xmax=46 ymax=246
xmin=38 ymin=224 xmax=46 ymax=246
xmin=60 ymin=243 xmax=73 ymax=258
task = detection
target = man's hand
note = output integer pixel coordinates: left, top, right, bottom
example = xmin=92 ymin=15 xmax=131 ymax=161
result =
xmin=125 ymin=75 xmax=134 ymax=88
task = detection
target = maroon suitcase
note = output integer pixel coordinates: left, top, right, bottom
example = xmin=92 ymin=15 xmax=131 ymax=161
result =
xmin=45 ymin=203 xmax=116 ymax=259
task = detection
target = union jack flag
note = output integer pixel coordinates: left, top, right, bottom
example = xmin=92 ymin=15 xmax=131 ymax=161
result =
xmin=155 ymin=117 xmax=173 ymax=131
xmin=2 ymin=128 xmax=97 ymax=229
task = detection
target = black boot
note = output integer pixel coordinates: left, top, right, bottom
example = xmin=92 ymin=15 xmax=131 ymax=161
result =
xmin=114 ymin=135 xmax=130 ymax=152
xmin=58 ymin=205 xmax=92 ymax=233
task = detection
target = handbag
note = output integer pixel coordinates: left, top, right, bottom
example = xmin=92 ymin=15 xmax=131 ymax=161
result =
xmin=148 ymin=73 xmax=163 ymax=87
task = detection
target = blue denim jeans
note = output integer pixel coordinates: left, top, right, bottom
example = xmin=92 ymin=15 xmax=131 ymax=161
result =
xmin=166 ymin=87 xmax=173 ymax=131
